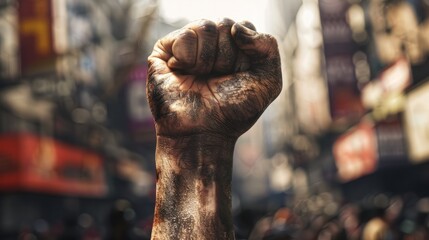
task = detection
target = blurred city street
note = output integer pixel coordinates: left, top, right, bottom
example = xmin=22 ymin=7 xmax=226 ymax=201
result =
xmin=1 ymin=0 xmax=429 ymax=239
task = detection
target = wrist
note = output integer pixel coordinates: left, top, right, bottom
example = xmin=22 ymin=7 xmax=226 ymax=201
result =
xmin=156 ymin=134 xmax=237 ymax=170
xmin=152 ymin=134 xmax=237 ymax=239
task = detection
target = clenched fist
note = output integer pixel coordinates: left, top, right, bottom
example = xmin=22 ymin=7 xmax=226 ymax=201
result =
xmin=147 ymin=18 xmax=282 ymax=138
xmin=147 ymin=19 xmax=282 ymax=240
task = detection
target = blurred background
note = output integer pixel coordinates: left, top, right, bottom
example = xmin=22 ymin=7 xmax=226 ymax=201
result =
xmin=0 ymin=0 xmax=429 ymax=239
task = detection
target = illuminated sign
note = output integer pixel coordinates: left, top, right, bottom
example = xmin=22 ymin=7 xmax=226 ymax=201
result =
xmin=0 ymin=133 xmax=107 ymax=197
xmin=293 ymin=1 xmax=331 ymax=135
xmin=361 ymin=58 xmax=411 ymax=115
xmin=404 ymin=81 xmax=429 ymax=163
xmin=333 ymin=122 xmax=378 ymax=182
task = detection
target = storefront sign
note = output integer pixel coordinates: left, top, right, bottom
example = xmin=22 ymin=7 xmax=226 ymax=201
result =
xmin=333 ymin=123 xmax=378 ymax=182
xmin=0 ymin=133 xmax=107 ymax=196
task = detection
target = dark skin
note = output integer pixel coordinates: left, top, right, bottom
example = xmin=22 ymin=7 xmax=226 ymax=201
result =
xmin=147 ymin=18 xmax=282 ymax=239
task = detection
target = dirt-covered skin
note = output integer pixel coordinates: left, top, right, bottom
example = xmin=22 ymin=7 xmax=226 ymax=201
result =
xmin=147 ymin=18 xmax=282 ymax=240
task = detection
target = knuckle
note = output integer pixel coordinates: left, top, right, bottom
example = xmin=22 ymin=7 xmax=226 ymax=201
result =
xmin=177 ymin=29 xmax=197 ymax=43
xmin=217 ymin=18 xmax=235 ymax=28
xmin=264 ymin=34 xmax=280 ymax=55
xmin=147 ymin=57 xmax=155 ymax=66
xmin=196 ymin=19 xmax=217 ymax=33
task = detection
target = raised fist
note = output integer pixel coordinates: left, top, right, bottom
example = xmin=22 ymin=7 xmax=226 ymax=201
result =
xmin=147 ymin=18 xmax=282 ymax=138
xmin=147 ymin=19 xmax=282 ymax=240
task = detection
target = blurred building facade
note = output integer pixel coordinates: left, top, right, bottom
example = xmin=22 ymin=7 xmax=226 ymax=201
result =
xmin=0 ymin=0 xmax=161 ymax=239
xmin=245 ymin=0 xmax=429 ymax=239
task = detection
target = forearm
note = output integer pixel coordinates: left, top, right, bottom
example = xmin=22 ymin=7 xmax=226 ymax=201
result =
xmin=151 ymin=134 xmax=237 ymax=240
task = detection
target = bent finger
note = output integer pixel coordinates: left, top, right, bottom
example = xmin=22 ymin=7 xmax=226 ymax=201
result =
xmin=184 ymin=19 xmax=218 ymax=75
xmin=213 ymin=18 xmax=238 ymax=74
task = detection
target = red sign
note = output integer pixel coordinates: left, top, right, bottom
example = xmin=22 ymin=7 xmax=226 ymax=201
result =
xmin=0 ymin=133 xmax=107 ymax=197
xmin=333 ymin=122 xmax=378 ymax=182
xmin=18 ymin=0 xmax=56 ymax=75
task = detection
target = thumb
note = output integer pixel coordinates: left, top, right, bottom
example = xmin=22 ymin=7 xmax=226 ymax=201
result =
xmin=231 ymin=23 xmax=279 ymax=61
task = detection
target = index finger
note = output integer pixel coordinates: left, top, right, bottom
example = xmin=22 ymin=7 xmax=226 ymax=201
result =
xmin=148 ymin=28 xmax=198 ymax=73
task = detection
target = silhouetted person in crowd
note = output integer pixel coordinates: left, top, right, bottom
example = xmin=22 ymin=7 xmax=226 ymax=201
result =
xmin=146 ymin=18 xmax=282 ymax=239
xmin=107 ymin=200 xmax=134 ymax=240
xmin=58 ymin=214 xmax=81 ymax=240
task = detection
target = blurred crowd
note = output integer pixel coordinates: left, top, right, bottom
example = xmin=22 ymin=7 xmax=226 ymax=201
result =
xmin=8 ymin=194 xmax=429 ymax=240
xmin=243 ymin=193 xmax=429 ymax=240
